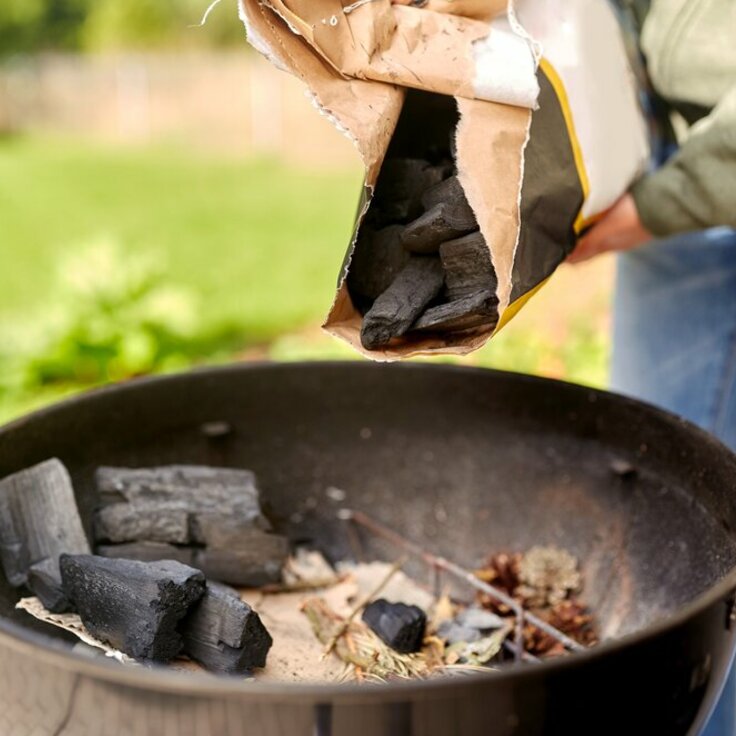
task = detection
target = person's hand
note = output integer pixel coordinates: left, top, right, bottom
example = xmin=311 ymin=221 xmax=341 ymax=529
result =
xmin=567 ymin=194 xmax=653 ymax=264
xmin=390 ymin=0 xmax=498 ymax=20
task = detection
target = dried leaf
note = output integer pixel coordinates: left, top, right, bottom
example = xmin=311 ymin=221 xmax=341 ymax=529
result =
xmin=428 ymin=593 xmax=456 ymax=633
xmin=444 ymin=623 xmax=512 ymax=666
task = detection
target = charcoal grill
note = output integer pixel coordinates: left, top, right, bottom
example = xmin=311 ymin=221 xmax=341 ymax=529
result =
xmin=1 ymin=361 xmax=736 ymax=736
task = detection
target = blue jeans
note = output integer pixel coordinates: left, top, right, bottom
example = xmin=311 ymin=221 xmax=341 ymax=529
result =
xmin=612 ymin=227 xmax=736 ymax=736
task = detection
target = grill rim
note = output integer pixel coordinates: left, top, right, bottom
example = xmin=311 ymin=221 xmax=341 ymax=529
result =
xmin=0 ymin=359 xmax=734 ymax=700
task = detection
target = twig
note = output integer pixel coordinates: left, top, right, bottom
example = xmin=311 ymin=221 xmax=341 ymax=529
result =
xmin=343 ymin=510 xmax=585 ymax=653
xmin=189 ymin=0 xmax=222 ymax=27
xmin=504 ymin=640 xmax=540 ymax=663
xmin=260 ymin=575 xmax=347 ymax=594
xmin=322 ymin=556 xmax=406 ymax=658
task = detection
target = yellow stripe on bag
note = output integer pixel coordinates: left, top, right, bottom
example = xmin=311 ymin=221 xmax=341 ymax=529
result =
xmin=493 ymin=61 xmax=590 ymax=336
xmin=538 ymin=58 xmax=591 ymax=234
xmin=493 ymin=276 xmax=551 ymax=334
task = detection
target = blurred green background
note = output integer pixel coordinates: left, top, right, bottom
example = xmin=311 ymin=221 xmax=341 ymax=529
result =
xmin=0 ymin=0 xmax=613 ymax=424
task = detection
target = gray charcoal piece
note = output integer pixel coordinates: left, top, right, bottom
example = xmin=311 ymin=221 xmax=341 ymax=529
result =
xmin=437 ymin=620 xmax=482 ymax=645
xmin=95 ymin=504 xmax=190 ymax=545
xmin=60 ymin=554 xmax=205 ymax=662
xmin=0 ymin=459 xmax=90 ymax=603
xmin=439 ymin=231 xmax=498 ymax=301
xmin=181 ymin=581 xmax=273 ymax=675
xmin=27 ymin=558 xmax=72 ymax=613
xmin=360 ymin=256 xmax=445 ymax=350
xmin=401 ymin=202 xmax=477 ymax=255
xmin=193 ymin=525 xmax=290 ymax=587
xmin=97 ymin=531 xmax=289 ymax=588
xmin=347 ymin=225 xmax=411 ymax=301
xmin=420 ymin=175 xmax=467 ymax=212
xmin=456 ymin=608 xmax=506 ymax=631
xmin=412 ymin=291 xmax=498 ymax=334
xmin=94 ymin=466 xmax=289 ymax=585
xmin=96 ymin=541 xmax=195 ymax=566
xmin=372 ymin=158 xmax=446 ymax=224
xmin=95 ymin=465 xmax=269 ymax=545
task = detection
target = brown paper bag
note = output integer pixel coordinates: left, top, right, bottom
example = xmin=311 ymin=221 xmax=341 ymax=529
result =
xmin=239 ymin=0 xmax=648 ymax=360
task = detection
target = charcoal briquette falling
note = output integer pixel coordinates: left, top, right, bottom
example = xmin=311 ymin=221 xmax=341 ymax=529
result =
xmin=362 ymin=598 xmax=427 ymax=654
xmin=181 ymin=581 xmax=273 ymax=675
xmin=60 ymin=554 xmax=206 ymax=662
xmin=0 ymin=458 xmax=90 ymax=612
xmin=360 ymin=256 xmax=445 ymax=350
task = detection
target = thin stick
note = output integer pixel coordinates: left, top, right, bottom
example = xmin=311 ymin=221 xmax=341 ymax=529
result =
xmin=322 ymin=556 xmax=407 ymax=658
xmin=431 ymin=566 xmax=442 ymax=599
xmin=345 ymin=519 xmax=366 ymax=562
xmin=260 ymin=575 xmax=346 ymax=594
xmin=504 ymin=640 xmax=540 ymax=663
xmin=344 ymin=510 xmax=584 ymax=653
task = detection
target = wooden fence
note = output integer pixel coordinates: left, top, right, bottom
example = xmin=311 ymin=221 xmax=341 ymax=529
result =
xmin=0 ymin=52 xmax=358 ymax=167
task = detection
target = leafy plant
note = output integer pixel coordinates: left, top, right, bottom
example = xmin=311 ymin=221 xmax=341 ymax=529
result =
xmin=0 ymin=239 xmax=244 ymax=410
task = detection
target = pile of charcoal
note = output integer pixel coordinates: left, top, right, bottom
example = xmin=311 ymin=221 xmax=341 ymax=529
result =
xmin=0 ymin=459 xmax=280 ymax=675
xmin=348 ymin=157 xmax=499 ymax=351
xmin=0 ymin=458 xmax=597 ymax=683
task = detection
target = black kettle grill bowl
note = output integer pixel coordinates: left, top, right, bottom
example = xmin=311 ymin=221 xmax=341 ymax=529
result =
xmin=1 ymin=361 xmax=736 ymax=736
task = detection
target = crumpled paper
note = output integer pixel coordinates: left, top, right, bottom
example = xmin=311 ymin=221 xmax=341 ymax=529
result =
xmin=16 ymin=597 xmax=134 ymax=664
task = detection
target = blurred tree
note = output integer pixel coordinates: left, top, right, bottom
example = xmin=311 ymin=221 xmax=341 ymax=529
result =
xmin=81 ymin=0 xmax=177 ymax=51
xmin=81 ymin=0 xmax=244 ymax=51
xmin=0 ymin=0 xmax=245 ymax=56
xmin=0 ymin=0 xmax=91 ymax=55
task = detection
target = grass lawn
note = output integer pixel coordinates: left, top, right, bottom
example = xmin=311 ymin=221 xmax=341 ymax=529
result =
xmin=0 ymin=136 xmax=612 ymax=424
xmin=0 ymin=136 xmax=363 ymax=341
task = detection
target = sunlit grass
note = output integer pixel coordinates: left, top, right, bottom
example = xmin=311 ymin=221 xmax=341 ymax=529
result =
xmin=0 ymin=136 xmax=363 ymax=340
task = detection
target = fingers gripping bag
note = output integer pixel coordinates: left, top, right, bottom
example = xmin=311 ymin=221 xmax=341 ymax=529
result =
xmin=239 ymin=0 xmax=649 ymax=359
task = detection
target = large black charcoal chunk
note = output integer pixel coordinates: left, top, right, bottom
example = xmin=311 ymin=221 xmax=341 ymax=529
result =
xmin=60 ymin=555 xmax=205 ymax=662
xmin=362 ymin=599 xmax=426 ymax=654
xmin=94 ymin=466 xmax=289 ymax=587
xmin=439 ymin=231 xmax=498 ymax=300
xmin=401 ymin=201 xmax=477 ymax=255
xmin=181 ymin=582 xmax=272 ymax=675
xmin=361 ymin=256 xmax=444 ymax=350
xmin=0 ymin=458 xmax=90 ymax=611
xmin=347 ymin=225 xmax=410 ymax=302
xmin=370 ymin=158 xmax=446 ymax=225
xmin=412 ymin=290 xmax=499 ymax=334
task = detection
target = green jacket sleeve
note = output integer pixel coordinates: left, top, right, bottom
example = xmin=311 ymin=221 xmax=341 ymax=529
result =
xmin=632 ymin=83 xmax=736 ymax=237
